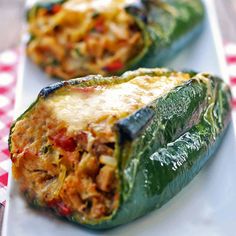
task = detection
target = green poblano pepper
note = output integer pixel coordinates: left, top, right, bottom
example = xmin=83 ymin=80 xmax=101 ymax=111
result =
xmin=9 ymin=68 xmax=231 ymax=229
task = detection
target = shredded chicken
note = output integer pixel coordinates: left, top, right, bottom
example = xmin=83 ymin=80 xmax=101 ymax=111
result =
xmin=11 ymin=102 xmax=119 ymax=220
xmin=27 ymin=0 xmax=144 ymax=79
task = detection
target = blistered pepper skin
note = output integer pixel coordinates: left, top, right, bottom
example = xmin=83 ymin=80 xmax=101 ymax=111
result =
xmin=9 ymin=68 xmax=231 ymax=229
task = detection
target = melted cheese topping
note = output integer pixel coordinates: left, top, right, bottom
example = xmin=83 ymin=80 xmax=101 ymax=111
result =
xmin=64 ymin=0 xmax=137 ymax=12
xmin=47 ymin=74 xmax=190 ymax=131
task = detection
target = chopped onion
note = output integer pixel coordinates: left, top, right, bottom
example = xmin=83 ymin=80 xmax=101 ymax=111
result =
xmin=99 ymin=155 xmax=117 ymax=167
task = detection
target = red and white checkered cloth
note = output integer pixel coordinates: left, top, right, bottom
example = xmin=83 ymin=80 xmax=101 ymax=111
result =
xmin=225 ymin=43 xmax=236 ymax=108
xmin=0 ymin=49 xmax=19 ymax=205
xmin=0 ymin=45 xmax=236 ymax=205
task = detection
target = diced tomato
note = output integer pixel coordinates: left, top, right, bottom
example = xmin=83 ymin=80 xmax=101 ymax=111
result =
xmin=23 ymin=148 xmax=37 ymax=158
xmin=47 ymin=198 xmax=59 ymax=208
xmin=118 ymin=39 xmax=128 ymax=46
xmin=104 ymin=60 xmax=124 ymax=72
xmin=47 ymin=200 xmax=72 ymax=216
xmin=94 ymin=18 xmax=105 ymax=33
xmin=57 ymin=202 xmax=72 ymax=216
xmin=52 ymin=131 xmax=77 ymax=152
xmin=11 ymin=156 xmax=17 ymax=163
xmin=51 ymin=4 xmax=61 ymax=14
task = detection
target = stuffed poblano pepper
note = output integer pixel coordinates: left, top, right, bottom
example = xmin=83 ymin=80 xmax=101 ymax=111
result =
xmin=26 ymin=0 xmax=204 ymax=80
xmin=10 ymin=68 xmax=231 ymax=229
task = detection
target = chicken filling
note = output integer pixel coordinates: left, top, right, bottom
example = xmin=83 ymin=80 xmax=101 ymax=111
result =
xmin=27 ymin=0 xmax=144 ymax=79
xmin=11 ymin=103 xmax=119 ymax=220
xmin=11 ymin=71 xmax=191 ymax=220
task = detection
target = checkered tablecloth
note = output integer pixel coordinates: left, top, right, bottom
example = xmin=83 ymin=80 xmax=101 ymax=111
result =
xmin=0 ymin=49 xmax=19 ymax=205
xmin=0 ymin=45 xmax=236 ymax=205
xmin=225 ymin=43 xmax=236 ymax=107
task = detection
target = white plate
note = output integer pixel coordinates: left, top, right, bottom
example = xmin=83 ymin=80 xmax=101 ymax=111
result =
xmin=3 ymin=0 xmax=236 ymax=235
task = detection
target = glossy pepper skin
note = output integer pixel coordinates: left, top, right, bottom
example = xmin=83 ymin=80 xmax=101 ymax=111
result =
xmin=27 ymin=0 xmax=205 ymax=77
xmin=9 ymin=68 xmax=231 ymax=229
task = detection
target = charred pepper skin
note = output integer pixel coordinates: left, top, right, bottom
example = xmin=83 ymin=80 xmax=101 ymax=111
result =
xmin=124 ymin=0 xmax=205 ymax=72
xmin=9 ymin=68 xmax=231 ymax=229
xmin=26 ymin=0 xmax=205 ymax=78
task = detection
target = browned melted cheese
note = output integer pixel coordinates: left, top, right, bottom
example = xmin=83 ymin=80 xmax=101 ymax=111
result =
xmin=48 ymin=73 xmax=190 ymax=132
